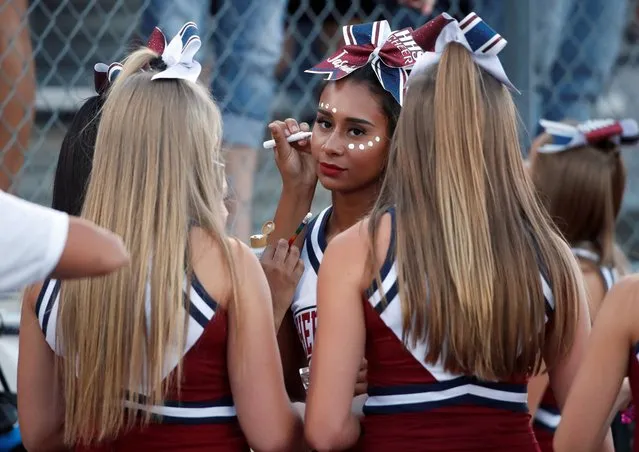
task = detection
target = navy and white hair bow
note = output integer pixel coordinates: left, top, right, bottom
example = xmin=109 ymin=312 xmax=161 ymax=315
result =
xmin=538 ymin=118 xmax=639 ymax=153
xmin=93 ymin=62 xmax=123 ymax=95
xmin=151 ymin=22 xmax=202 ymax=83
xmin=93 ymin=26 xmax=167 ymax=95
xmin=305 ymin=20 xmax=432 ymax=105
xmin=408 ymin=12 xmax=518 ymax=93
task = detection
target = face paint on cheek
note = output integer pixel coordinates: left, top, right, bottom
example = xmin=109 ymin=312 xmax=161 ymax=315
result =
xmin=347 ymin=136 xmax=382 ymax=152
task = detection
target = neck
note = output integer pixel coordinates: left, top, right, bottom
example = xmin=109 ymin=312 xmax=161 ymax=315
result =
xmin=327 ymin=183 xmax=380 ymax=240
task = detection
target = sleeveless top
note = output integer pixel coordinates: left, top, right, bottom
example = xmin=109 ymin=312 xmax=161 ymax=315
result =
xmin=533 ymin=247 xmax=618 ymax=451
xmin=360 ymin=208 xmax=554 ymax=451
xmin=291 ymin=206 xmax=332 ymax=360
xmin=35 ymin=275 xmax=249 ymax=451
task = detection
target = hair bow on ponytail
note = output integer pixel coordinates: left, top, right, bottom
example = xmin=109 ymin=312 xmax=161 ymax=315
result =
xmin=93 ymin=26 xmax=167 ymax=95
xmin=537 ymin=118 xmax=639 ymax=153
xmin=306 ymin=20 xmax=433 ymax=105
xmin=408 ymin=12 xmax=518 ymax=93
xmin=93 ymin=62 xmax=123 ymax=95
xmin=151 ymin=22 xmax=202 ymax=83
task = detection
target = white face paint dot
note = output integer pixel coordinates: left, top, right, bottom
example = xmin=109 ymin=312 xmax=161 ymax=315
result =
xmin=325 ymin=103 xmax=330 ymax=108
xmin=332 ymin=107 xmax=337 ymax=113
xmin=368 ymin=141 xmax=373 ymax=147
xmin=375 ymin=136 xmax=381 ymax=142
xmin=348 ymin=143 xmax=355 ymax=150
xmin=320 ymin=102 xmax=324 ymax=108
xmin=359 ymin=144 xmax=365 ymax=150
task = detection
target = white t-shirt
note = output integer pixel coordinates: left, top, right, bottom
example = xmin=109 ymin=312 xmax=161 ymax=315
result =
xmin=0 ymin=191 xmax=69 ymax=292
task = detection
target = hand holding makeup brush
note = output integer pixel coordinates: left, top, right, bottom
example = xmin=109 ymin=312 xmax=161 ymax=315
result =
xmin=268 ymin=118 xmax=316 ymax=189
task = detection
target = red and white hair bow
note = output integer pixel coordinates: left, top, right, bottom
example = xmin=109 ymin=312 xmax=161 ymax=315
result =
xmin=538 ymin=118 xmax=639 ymax=153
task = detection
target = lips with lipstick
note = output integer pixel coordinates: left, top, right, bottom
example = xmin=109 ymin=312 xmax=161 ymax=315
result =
xmin=319 ymin=162 xmax=346 ymax=177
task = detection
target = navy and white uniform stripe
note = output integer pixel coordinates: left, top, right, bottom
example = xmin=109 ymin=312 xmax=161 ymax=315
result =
xmin=363 ymin=208 xmax=551 ymax=415
xmin=35 ymin=274 xmax=236 ymax=423
xmin=533 ymin=247 xmax=618 ymax=431
xmin=291 ymin=206 xmax=332 ymax=359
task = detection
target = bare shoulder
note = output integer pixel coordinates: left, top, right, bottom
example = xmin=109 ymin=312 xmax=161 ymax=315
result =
xmin=606 ymin=274 xmax=639 ymax=311
xmin=322 ymin=212 xmax=393 ymax=290
xmin=189 ymin=228 xmax=262 ymax=309
xmin=597 ymin=274 xmax=639 ymax=343
xmin=22 ymin=283 xmax=44 ymax=311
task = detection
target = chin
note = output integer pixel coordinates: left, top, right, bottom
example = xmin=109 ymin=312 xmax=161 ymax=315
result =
xmin=318 ymin=174 xmax=350 ymax=192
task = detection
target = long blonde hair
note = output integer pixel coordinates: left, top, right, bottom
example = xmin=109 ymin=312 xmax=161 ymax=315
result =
xmin=369 ymin=43 xmax=581 ymax=381
xmin=57 ymin=48 xmax=237 ymax=445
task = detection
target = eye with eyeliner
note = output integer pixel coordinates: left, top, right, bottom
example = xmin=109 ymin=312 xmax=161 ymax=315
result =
xmin=315 ymin=115 xmax=368 ymax=138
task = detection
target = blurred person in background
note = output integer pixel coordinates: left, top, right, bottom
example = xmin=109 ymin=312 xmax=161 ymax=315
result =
xmin=553 ymin=275 xmax=639 ymax=452
xmin=477 ymin=0 xmax=627 ymax=135
xmin=18 ymin=24 xmax=303 ymax=451
xmin=528 ymin=118 xmax=638 ymax=451
xmin=0 ymin=0 xmax=35 ymax=191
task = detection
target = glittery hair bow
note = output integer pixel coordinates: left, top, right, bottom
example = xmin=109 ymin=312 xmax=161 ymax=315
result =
xmin=151 ymin=22 xmax=202 ymax=83
xmin=408 ymin=12 xmax=518 ymax=93
xmin=537 ymin=118 xmax=639 ymax=153
xmin=93 ymin=26 xmax=167 ymax=95
xmin=305 ymin=20 xmax=434 ymax=105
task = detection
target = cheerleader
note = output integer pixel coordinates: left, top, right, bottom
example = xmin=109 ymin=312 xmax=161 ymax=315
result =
xmin=304 ymin=12 xmax=604 ymax=451
xmin=17 ymin=23 xmax=303 ymax=451
xmin=528 ymin=118 xmax=638 ymax=451
xmin=265 ymin=19 xmax=432 ymax=401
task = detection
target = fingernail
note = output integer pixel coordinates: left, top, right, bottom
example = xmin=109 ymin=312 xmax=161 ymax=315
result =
xmin=292 ymin=125 xmax=299 ymax=133
xmin=284 ymin=129 xmax=290 ymax=137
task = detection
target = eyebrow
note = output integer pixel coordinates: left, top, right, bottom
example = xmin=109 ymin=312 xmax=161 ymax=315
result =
xmin=317 ymin=108 xmax=375 ymax=127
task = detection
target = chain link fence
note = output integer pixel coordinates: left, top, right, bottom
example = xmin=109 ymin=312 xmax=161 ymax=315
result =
xmin=2 ymin=0 xmax=639 ymax=263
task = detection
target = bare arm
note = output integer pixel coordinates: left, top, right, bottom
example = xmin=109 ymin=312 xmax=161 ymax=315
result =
xmin=305 ymin=221 xmax=375 ymax=450
xmin=227 ymin=241 xmax=304 ymax=451
xmin=554 ymin=277 xmax=639 ymax=452
xmin=527 ymin=363 xmax=548 ymax=419
xmin=266 ymin=120 xmax=316 ymax=248
xmin=52 ymin=217 xmax=129 ymax=279
xmin=18 ymin=284 xmax=68 ymax=452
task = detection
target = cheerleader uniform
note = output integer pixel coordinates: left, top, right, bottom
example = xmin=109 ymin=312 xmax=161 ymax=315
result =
xmin=361 ymin=208 xmax=553 ymax=451
xmin=34 ymin=275 xmax=248 ymax=451
xmin=291 ymin=206 xmax=332 ymax=361
xmin=533 ymin=247 xmax=619 ymax=451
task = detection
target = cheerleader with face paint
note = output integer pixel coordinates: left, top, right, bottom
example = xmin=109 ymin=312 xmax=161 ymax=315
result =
xmin=17 ymin=24 xmax=303 ymax=451
xmin=265 ymin=20 xmax=433 ymax=402
xmin=303 ymin=13 xmax=606 ymax=451
xmin=528 ymin=119 xmax=639 ymax=451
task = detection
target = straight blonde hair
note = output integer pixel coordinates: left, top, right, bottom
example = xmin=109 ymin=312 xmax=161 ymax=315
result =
xmin=369 ymin=43 xmax=581 ymax=381
xmin=56 ymin=48 xmax=238 ymax=445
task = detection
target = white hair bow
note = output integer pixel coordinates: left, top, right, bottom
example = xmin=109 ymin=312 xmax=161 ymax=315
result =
xmin=538 ymin=118 xmax=639 ymax=153
xmin=152 ymin=22 xmax=202 ymax=83
xmin=408 ymin=12 xmax=518 ymax=93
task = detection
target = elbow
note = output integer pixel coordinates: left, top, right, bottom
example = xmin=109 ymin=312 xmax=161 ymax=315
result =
xmin=248 ymin=411 xmax=304 ymax=452
xmin=304 ymin=411 xmax=354 ymax=451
